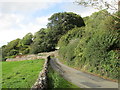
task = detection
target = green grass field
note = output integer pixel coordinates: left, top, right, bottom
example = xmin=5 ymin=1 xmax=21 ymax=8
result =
xmin=2 ymin=59 xmax=44 ymax=88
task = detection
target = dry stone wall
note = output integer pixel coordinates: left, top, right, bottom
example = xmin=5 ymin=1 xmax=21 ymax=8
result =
xmin=5 ymin=51 xmax=57 ymax=89
xmin=6 ymin=51 xmax=57 ymax=62
xmin=6 ymin=54 xmax=39 ymax=61
xmin=31 ymin=56 xmax=50 ymax=90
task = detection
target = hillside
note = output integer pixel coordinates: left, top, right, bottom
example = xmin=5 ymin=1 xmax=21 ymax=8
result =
xmin=58 ymin=10 xmax=120 ymax=80
xmin=1 ymin=10 xmax=120 ymax=82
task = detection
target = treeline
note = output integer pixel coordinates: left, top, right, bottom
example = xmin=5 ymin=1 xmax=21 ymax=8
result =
xmin=58 ymin=10 xmax=120 ymax=80
xmin=1 ymin=12 xmax=85 ymax=61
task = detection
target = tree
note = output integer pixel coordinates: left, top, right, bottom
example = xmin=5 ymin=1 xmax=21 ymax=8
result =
xmin=5 ymin=38 xmax=20 ymax=52
xmin=19 ymin=33 xmax=33 ymax=46
xmin=30 ymin=28 xmax=48 ymax=54
xmin=7 ymin=49 xmax=18 ymax=56
xmin=47 ymin=12 xmax=85 ymax=34
xmin=75 ymin=0 xmax=120 ymax=19
xmin=2 ymin=38 xmax=20 ymax=60
xmin=17 ymin=33 xmax=33 ymax=54
xmin=47 ymin=12 xmax=85 ymax=48
xmin=30 ymin=12 xmax=85 ymax=54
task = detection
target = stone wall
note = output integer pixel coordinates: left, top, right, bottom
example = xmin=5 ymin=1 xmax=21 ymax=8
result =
xmin=6 ymin=51 xmax=57 ymax=62
xmin=5 ymin=51 xmax=57 ymax=89
xmin=31 ymin=56 xmax=50 ymax=90
xmin=6 ymin=54 xmax=47 ymax=62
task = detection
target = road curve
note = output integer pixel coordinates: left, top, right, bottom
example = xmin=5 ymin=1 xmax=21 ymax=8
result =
xmin=50 ymin=57 xmax=118 ymax=89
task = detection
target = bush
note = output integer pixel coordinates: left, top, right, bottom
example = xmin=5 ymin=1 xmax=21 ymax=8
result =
xmin=58 ymin=27 xmax=85 ymax=65
xmin=22 ymin=48 xmax=30 ymax=54
xmin=66 ymin=39 xmax=80 ymax=64
xmin=7 ymin=49 xmax=18 ymax=56
xmin=60 ymin=39 xmax=79 ymax=65
xmin=58 ymin=27 xmax=85 ymax=47
xmin=58 ymin=11 xmax=120 ymax=80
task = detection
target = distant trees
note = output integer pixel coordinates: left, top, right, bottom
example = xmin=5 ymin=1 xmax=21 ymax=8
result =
xmin=30 ymin=12 xmax=85 ymax=54
xmin=30 ymin=28 xmax=48 ymax=54
xmin=19 ymin=33 xmax=33 ymax=46
xmin=2 ymin=38 xmax=20 ymax=61
xmin=5 ymin=38 xmax=20 ymax=52
xmin=18 ymin=33 xmax=33 ymax=54
xmin=2 ymin=33 xmax=33 ymax=61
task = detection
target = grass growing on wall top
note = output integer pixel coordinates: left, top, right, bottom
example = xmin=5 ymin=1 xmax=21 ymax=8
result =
xmin=2 ymin=59 xmax=44 ymax=88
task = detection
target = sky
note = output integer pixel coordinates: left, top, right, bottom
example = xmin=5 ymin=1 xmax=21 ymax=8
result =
xmin=0 ymin=0 xmax=99 ymax=47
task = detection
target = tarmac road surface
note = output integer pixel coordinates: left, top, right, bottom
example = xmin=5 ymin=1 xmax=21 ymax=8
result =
xmin=50 ymin=57 xmax=119 ymax=89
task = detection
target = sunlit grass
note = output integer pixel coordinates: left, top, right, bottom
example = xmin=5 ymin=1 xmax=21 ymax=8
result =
xmin=2 ymin=59 xmax=44 ymax=88
xmin=48 ymin=65 xmax=80 ymax=88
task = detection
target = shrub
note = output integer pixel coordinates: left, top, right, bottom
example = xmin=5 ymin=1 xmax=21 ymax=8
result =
xmin=58 ymin=27 xmax=85 ymax=47
xmin=7 ymin=49 xmax=18 ymax=56
xmin=58 ymin=11 xmax=120 ymax=80
xmin=58 ymin=27 xmax=85 ymax=65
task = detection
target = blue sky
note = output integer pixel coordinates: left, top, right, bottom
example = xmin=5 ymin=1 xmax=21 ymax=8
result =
xmin=0 ymin=0 xmax=98 ymax=47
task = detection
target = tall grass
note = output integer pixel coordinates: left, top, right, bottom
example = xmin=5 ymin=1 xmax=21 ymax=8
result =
xmin=47 ymin=65 xmax=80 ymax=88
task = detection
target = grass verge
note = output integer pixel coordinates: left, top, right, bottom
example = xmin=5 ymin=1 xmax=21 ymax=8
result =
xmin=58 ymin=56 xmax=118 ymax=82
xmin=47 ymin=65 xmax=80 ymax=88
xmin=2 ymin=59 xmax=44 ymax=88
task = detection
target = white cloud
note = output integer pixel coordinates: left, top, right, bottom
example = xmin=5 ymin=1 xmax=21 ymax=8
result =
xmin=36 ymin=16 xmax=50 ymax=27
xmin=0 ymin=0 xmax=75 ymax=14
xmin=62 ymin=3 xmax=98 ymax=17
xmin=0 ymin=13 xmax=24 ymax=29
xmin=0 ymin=2 xmax=53 ymax=14
xmin=0 ymin=13 xmax=49 ymax=47
xmin=0 ymin=0 xmax=74 ymax=2
xmin=0 ymin=0 xmax=74 ymax=14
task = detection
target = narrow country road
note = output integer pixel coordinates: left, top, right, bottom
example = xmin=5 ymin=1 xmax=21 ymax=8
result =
xmin=50 ymin=57 xmax=118 ymax=89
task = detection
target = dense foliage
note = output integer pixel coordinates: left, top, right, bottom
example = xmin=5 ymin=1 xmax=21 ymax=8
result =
xmin=2 ymin=39 xmax=20 ymax=61
xmin=47 ymin=12 xmax=85 ymax=34
xmin=2 ymin=33 xmax=33 ymax=61
xmin=18 ymin=33 xmax=33 ymax=54
xmin=58 ymin=10 xmax=120 ymax=80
